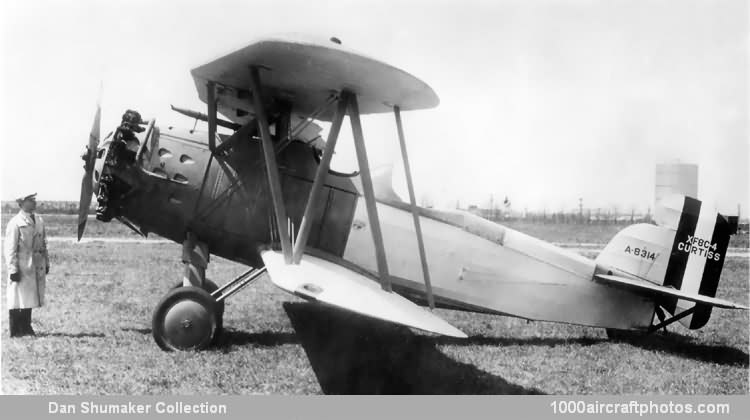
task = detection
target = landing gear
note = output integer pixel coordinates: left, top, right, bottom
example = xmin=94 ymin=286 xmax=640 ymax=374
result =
xmin=152 ymin=233 xmax=219 ymax=351
xmin=150 ymin=233 xmax=267 ymax=351
xmin=606 ymin=307 xmax=697 ymax=342
xmin=152 ymin=286 xmax=217 ymax=351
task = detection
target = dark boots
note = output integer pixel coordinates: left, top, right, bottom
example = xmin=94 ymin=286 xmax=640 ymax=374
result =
xmin=21 ymin=309 xmax=34 ymax=335
xmin=8 ymin=309 xmax=21 ymax=337
xmin=8 ymin=309 xmax=33 ymax=337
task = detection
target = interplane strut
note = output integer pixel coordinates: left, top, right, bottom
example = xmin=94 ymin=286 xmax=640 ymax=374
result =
xmin=196 ymin=69 xmax=435 ymax=303
xmin=250 ymin=66 xmax=293 ymax=263
xmin=394 ymin=106 xmax=435 ymax=308
xmin=292 ymin=94 xmax=348 ymax=263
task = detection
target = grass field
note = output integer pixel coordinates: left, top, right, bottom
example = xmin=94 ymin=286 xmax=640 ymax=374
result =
xmin=1 ymin=217 xmax=748 ymax=395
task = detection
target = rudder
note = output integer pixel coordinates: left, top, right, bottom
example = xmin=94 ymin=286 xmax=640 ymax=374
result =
xmin=595 ymin=195 xmax=738 ymax=329
xmin=660 ymin=196 xmax=736 ymax=328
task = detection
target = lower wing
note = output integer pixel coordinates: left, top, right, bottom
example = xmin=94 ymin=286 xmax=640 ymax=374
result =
xmin=261 ymin=250 xmax=467 ymax=338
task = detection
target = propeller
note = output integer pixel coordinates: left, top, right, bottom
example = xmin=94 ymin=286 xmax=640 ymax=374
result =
xmin=78 ymin=103 xmax=101 ymax=241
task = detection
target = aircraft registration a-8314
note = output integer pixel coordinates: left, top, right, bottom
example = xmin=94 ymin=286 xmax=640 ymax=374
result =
xmin=76 ymin=36 xmax=747 ymax=351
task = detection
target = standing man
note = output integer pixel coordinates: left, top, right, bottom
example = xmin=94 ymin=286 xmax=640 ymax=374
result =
xmin=4 ymin=193 xmax=49 ymax=337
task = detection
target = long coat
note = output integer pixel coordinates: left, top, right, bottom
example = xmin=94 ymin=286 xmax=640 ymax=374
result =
xmin=4 ymin=211 xmax=49 ymax=309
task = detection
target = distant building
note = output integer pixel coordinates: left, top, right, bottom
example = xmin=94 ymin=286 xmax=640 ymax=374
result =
xmin=655 ymin=163 xmax=698 ymax=207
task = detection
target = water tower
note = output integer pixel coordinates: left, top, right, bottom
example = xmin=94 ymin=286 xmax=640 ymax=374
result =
xmin=655 ymin=162 xmax=698 ymax=206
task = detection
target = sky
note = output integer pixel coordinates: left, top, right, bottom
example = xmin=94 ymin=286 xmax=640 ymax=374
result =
xmin=1 ymin=0 xmax=747 ymax=214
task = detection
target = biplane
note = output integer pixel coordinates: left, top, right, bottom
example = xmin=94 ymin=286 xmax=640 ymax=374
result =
xmin=77 ymin=36 xmax=747 ymax=351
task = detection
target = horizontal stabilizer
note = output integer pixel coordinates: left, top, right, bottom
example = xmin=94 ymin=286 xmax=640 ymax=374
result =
xmin=261 ymin=251 xmax=467 ymax=338
xmin=595 ymin=274 xmax=748 ymax=310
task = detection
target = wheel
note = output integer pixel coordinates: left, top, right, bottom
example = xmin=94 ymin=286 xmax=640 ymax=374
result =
xmin=152 ymin=286 xmax=218 ymax=351
xmin=172 ymin=279 xmax=224 ymax=335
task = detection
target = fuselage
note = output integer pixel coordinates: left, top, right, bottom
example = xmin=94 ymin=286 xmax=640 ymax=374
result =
xmin=95 ymin=123 xmax=655 ymax=331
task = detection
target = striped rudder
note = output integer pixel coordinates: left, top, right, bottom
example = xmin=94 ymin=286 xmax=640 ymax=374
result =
xmin=659 ymin=196 xmax=737 ymax=328
xmin=595 ymin=195 xmax=739 ymax=330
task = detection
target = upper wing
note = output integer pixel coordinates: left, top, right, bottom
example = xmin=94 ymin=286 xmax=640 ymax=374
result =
xmin=595 ymin=274 xmax=748 ymax=310
xmin=190 ymin=36 xmax=439 ymax=125
xmin=261 ymin=250 xmax=467 ymax=338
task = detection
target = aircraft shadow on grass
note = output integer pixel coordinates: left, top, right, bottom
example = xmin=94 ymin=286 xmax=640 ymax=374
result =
xmin=605 ymin=331 xmax=749 ymax=367
xmin=120 ymin=310 xmax=539 ymax=394
xmin=278 ymin=302 xmax=543 ymax=395
xmin=123 ymin=303 xmax=748 ymax=393
xmin=433 ymin=332 xmax=748 ymax=367
xmin=36 ymin=332 xmax=105 ymax=338
xmin=134 ymin=323 xmax=750 ymax=370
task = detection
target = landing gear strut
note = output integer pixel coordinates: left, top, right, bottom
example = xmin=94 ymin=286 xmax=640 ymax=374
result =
xmin=152 ymin=233 xmax=219 ymax=351
xmin=151 ymin=233 xmax=267 ymax=351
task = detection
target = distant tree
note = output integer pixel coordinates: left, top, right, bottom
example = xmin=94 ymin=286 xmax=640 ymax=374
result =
xmin=611 ymin=206 xmax=619 ymax=225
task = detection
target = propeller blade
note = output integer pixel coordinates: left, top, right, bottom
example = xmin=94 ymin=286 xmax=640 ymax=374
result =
xmin=88 ymin=105 xmax=101 ymax=151
xmin=78 ymin=104 xmax=101 ymax=241
xmin=77 ymin=172 xmax=92 ymax=241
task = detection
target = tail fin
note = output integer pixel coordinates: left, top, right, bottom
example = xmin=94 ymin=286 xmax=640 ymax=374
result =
xmin=596 ymin=195 xmax=738 ymax=329
xmin=657 ymin=195 xmax=737 ymax=328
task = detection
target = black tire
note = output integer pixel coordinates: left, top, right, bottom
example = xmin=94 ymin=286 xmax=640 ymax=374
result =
xmin=152 ymin=286 xmax=218 ymax=351
xmin=172 ymin=279 xmax=224 ymax=335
